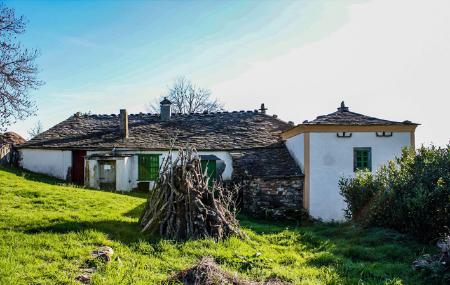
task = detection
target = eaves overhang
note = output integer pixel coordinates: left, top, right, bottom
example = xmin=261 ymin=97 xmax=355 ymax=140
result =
xmin=281 ymin=123 xmax=419 ymax=140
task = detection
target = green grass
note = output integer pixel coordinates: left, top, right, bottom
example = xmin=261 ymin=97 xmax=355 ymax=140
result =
xmin=0 ymin=167 xmax=432 ymax=284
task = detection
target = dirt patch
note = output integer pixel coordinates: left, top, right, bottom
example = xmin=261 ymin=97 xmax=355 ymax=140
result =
xmin=168 ymin=257 xmax=289 ymax=285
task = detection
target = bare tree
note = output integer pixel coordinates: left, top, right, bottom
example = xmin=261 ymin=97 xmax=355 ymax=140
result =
xmin=27 ymin=120 xmax=43 ymax=139
xmin=0 ymin=4 xmax=42 ymax=131
xmin=148 ymin=76 xmax=224 ymax=114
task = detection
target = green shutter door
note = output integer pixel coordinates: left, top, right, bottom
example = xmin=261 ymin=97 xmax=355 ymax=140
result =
xmin=201 ymin=160 xmax=216 ymax=185
xmin=138 ymin=154 xmax=160 ymax=181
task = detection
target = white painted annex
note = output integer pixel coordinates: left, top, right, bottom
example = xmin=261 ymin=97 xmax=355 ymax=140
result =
xmin=309 ymin=131 xmax=411 ymax=221
xmin=20 ymin=149 xmax=72 ymax=180
xmin=85 ymin=150 xmax=233 ymax=192
xmin=285 ymin=131 xmax=414 ymax=221
xmin=283 ymin=102 xmax=418 ymax=221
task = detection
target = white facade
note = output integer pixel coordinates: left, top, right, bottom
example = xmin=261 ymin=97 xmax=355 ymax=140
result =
xmin=20 ymin=149 xmax=72 ymax=180
xmin=285 ymin=131 xmax=413 ymax=221
xmin=285 ymin=133 xmax=305 ymax=172
xmin=85 ymin=150 xmax=233 ymax=192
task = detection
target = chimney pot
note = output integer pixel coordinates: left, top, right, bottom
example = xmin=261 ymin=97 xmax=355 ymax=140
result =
xmin=119 ymin=109 xmax=129 ymax=139
xmin=160 ymin=97 xmax=172 ymax=121
xmin=260 ymin=103 xmax=267 ymax=114
xmin=337 ymin=101 xmax=349 ymax=112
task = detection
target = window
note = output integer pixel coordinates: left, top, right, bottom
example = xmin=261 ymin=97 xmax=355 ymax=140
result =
xmin=336 ymin=132 xmax=352 ymax=138
xmin=375 ymin=131 xmax=393 ymax=137
xmin=138 ymin=154 xmax=160 ymax=181
xmin=354 ymin=148 xmax=372 ymax=172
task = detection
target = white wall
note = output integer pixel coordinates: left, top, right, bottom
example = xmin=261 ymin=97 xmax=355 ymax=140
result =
xmin=285 ymin=133 xmax=304 ymax=171
xmin=85 ymin=150 xmax=233 ymax=192
xmin=309 ymin=131 xmax=411 ymax=221
xmin=85 ymin=159 xmax=98 ymax=189
xmin=20 ymin=149 xmax=72 ymax=180
xmin=116 ymin=157 xmax=133 ymax=191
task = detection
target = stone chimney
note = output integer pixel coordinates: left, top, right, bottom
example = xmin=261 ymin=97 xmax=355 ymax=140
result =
xmin=260 ymin=103 xmax=267 ymax=114
xmin=160 ymin=97 xmax=172 ymax=121
xmin=119 ymin=109 xmax=129 ymax=139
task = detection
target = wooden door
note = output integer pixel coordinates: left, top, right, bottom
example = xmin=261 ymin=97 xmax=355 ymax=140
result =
xmin=99 ymin=160 xmax=116 ymax=190
xmin=72 ymin=150 xmax=86 ymax=184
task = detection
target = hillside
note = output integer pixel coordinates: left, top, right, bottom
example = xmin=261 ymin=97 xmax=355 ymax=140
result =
xmin=0 ymin=167 xmax=430 ymax=284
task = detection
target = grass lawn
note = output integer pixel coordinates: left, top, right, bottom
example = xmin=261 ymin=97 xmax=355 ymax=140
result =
xmin=0 ymin=167 xmax=433 ymax=284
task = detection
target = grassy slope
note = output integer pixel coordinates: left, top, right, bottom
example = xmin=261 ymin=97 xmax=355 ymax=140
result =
xmin=0 ymin=167 xmax=431 ymax=285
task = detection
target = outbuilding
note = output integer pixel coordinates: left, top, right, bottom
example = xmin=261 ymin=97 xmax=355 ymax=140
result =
xmin=282 ymin=102 xmax=418 ymax=221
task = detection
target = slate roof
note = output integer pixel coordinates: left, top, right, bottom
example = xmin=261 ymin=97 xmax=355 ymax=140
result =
xmin=231 ymin=144 xmax=303 ymax=179
xmin=21 ymin=111 xmax=291 ymax=151
xmin=0 ymin=132 xmax=26 ymax=146
xmin=304 ymin=101 xmax=418 ymax=126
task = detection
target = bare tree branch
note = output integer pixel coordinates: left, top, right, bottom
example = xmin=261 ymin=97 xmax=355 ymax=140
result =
xmin=27 ymin=120 xmax=43 ymax=139
xmin=0 ymin=4 xmax=42 ymax=131
xmin=147 ymin=76 xmax=224 ymax=114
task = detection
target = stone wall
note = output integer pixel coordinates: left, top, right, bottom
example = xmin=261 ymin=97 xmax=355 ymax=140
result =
xmin=242 ymin=176 xmax=304 ymax=219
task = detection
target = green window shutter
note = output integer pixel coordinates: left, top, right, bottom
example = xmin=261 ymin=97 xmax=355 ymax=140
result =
xmin=138 ymin=154 xmax=160 ymax=180
xmin=354 ymin=148 xmax=372 ymax=172
xmin=200 ymin=160 xmax=216 ymax=186
xmin=148 ymin=155 xmax=159 ymax=180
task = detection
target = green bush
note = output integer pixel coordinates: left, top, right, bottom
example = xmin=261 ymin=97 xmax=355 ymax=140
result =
xmin=339 ymin=145 xmax=450 ymax=242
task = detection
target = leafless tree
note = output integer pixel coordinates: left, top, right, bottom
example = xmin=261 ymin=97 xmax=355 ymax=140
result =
xmin=27 ymin=120 xmax=43 ymax=139
xmin=0 ymin=4 xmax=42 ymax=131
xmin=148 ymin=76 xmax=224 ymax=114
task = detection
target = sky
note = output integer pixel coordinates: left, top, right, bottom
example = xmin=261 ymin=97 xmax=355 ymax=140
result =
xmin=5 ymin=0 xmax=450 ymax=146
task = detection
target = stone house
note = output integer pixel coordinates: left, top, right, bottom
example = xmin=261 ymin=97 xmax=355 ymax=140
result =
xmin=18 ymin=100 xmax=417 ymax=220
xmin=18 ymin=100 xmax=302 ymax=218
xmin=0 ymin=132 xmax=26 ymax=167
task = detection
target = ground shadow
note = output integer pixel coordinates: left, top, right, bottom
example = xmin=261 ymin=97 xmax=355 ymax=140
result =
xmin=238 ymin=214 xmax=306 ymax=234
xmin=123 ymin=202 xmax=146 ymax=219
xmin=25 ymin=220 xmax=150 ymax=245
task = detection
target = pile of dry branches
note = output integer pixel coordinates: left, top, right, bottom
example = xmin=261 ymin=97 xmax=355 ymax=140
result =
xmin=169 ymin=256 xmax=289 ymax=285
xmin=139 ymin=148 xmax=240 ymax=241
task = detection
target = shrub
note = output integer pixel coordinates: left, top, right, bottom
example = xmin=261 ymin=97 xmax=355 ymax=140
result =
xmin=338 ymin=170 xmax=381 ymax=220
xmin=339 ymin=145 xmax=450 ymax=242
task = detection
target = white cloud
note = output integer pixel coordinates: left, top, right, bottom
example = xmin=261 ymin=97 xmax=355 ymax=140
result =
xmin=211 ymin=0 xmax=450 ymax=146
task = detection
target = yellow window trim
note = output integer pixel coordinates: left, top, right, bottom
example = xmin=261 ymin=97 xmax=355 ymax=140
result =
xmin=281 ymin=124 xmax=418 ymax=140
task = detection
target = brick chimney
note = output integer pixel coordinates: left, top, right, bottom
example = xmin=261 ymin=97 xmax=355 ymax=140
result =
xmin=119 ymin=109 xmax=129 ymax=139
xmin=160 ymin=97 xmax=172 ymax=121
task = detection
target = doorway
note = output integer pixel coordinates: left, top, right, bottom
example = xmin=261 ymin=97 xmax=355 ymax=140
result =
xmin=98 ymin=160 xmax=116 ymax=190
xmin=72 ymin=150 xmax=86 ymax=184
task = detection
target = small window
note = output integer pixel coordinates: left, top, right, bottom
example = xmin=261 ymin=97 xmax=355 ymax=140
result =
xmin=337 ymin=132 xmax=352 ymax=138
xmin=375 ymin=131 xmax=393 ymax=137
xmin=354 ymin=147 xmax=372 ymax=172
xmin=138 ymin=154 xmax=160 ymax=181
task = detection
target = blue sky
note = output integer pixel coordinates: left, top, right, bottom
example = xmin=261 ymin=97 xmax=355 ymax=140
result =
xmin=5 ymin=0 xmax=450 ymax=146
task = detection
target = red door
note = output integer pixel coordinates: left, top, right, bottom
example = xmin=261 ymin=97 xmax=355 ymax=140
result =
xmin=72 ymin=150 xmax=86 ymax=184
